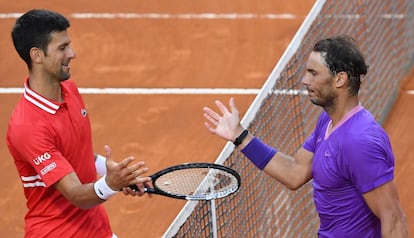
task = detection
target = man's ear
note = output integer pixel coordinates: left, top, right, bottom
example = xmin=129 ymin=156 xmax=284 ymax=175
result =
xmin=29 ymin=47 xmax=43 ymax=64
xmin=336 ymin=71 xmax=348 ymax=88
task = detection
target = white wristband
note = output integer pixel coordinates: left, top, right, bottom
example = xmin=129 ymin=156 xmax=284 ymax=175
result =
xmin=94 ymin=175 xmax=117 ymax=200
xmin=95 ymin=154 xmax=107 ymax=176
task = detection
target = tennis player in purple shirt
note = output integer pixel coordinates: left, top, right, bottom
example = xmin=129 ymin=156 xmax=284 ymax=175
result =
xmin=202 ymin=35 xmax=408 ymax=237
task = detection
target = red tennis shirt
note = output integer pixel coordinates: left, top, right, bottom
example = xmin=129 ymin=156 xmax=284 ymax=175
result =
xmin=7 ymin=78 xmax=113 ymax=238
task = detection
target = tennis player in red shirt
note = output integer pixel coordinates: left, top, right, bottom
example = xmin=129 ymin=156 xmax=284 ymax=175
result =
xmin=7 ymin=9 xmax=151 ymax=237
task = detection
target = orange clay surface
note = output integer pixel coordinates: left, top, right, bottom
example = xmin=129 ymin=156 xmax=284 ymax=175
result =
xmin=0 ymin=1 xmax=413 ymax=237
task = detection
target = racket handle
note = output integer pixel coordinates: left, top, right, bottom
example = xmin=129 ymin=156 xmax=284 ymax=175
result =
xmin=128 ymin=184 xmax=139 ymax=191
xmin=127 ymin=184 xmax=153 ymax=193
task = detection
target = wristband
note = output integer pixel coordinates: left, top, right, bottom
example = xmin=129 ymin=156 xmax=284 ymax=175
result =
xmin=233 ymin=129 xmax=249 ymax=147
xmin=241 ymin=137 xmax=277 ymax=170
xmin=94 ymin=175 xmax=117 ymax=200
xmin=95 ymin=154 xmax=107 ymax=176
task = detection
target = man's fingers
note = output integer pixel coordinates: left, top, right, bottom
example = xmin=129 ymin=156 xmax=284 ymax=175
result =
xmin=203 ymin=111 xmax=220 ymax=126
xmin=135 ymin=176 xmax=151 ymax=184
xmin=203 ymin=107 xmax=221 ymax=121
xmin=204 ymin=121 xmax=216 ymax=133
xmin=117 ymin=156 xmax=135 ymax=169
xmin=229 ymin=97 xmax=238 ymax=113
xmin=104 ymin=145 xmax=114 ymax=164
xmin=104 ymin=145 xmax=117 ymax=171
xmin=104 ymin=145 xmax=111 ymax=156
xmin=215 ymin=100 xmax=230 ymax=115
xmin=131 ymin=167 xmax=149 ymax=179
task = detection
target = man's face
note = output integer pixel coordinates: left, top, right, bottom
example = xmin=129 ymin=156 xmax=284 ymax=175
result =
xmin=42 ymin=30 xmax=76 ymax=81
xmin=301 ymin=51 xmax=337 ymax=107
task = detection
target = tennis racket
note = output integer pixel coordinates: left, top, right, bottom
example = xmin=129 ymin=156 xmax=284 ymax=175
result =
xmin=128 ymin=162 xmax=241 ymax=200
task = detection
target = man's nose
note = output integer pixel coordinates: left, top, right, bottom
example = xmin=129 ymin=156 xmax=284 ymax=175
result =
xmin=301 ymin=74 xmax=310 ymax=85
xmin=68 ymin=47 xmax=76 ymax=59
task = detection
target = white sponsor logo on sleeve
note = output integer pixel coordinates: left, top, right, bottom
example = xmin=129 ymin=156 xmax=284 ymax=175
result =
xmin=40 ymin=162 xmax=56 ymax=176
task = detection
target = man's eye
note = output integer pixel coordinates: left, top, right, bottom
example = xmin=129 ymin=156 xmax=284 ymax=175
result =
xmin=60 ymin=45 xmax=68 ymax=50
xmin=308 ymin=70 xmax=316 ymax=76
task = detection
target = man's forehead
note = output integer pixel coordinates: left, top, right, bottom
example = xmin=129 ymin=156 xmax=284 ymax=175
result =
xmin=307 ymin=52 xmax=326 ymax=66
xmin=48 ymin=30 xmax=71 ymax=45
xmin=306 ymin=51 xmax=330 ymax=72
xmin=308 ymin=51 xmax=323 ymax=62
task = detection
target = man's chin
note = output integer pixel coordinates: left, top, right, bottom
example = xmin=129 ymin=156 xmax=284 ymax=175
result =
xmin=60 ymin=74 xmax=70 ymax=81
xmin=310 ymin=99 xmax=323 ymax=107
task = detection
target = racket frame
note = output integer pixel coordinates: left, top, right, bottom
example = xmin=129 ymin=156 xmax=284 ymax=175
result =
xmin=129 ymin=162 xmax=241 ymax=200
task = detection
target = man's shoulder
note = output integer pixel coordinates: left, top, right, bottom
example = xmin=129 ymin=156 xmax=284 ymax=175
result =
xmin=7 ymin=98 xmax=51 ymax=139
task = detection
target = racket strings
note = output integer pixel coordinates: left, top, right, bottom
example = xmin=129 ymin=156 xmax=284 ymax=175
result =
xmin=154 ymin=168 xmax=238 ymax=197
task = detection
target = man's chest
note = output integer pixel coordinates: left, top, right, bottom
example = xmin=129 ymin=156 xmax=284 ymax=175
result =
xmin=312 ymin=139 xmax=350 ymax=190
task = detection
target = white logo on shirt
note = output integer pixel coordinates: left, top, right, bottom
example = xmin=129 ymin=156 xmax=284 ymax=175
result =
xmin=33 ymin=152 xmax=51 ymax=166
xmin=324 ymin=151 xmax=331 ymax=157
xmin=40 ymin=162 xmax=56 ymax=176
xmin=81 ymin=108 xmax=88 ymax=117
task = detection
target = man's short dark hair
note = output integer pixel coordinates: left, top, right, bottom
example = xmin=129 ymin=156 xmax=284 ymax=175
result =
xmin=11 ymin=9 xmax=70 ymax=70
xmin=313 ymin=34 xmax=369 ymax=95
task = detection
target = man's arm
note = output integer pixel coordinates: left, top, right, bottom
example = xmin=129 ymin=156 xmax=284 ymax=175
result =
xmin=55 ymin=145 xmax=151 ymax=209
xmin=363 ymin=181 xmax=408 ymax=238
xmin=203 ymin=98 xmax=314 ymax=190
xmin=236 ymin=132 xmax=314 ymax=190
xmin=54 ymin=172 xmax=104 ymax=209
xmin=263 ymin=147 xmax=314 ymax=190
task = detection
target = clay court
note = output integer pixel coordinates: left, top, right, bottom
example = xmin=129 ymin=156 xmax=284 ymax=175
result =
xmin=0 ymin=1 xmax=413 ymax=237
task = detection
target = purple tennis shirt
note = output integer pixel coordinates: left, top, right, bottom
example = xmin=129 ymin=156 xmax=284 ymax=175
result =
xmin=303 ymin=105 xmax=394 ymax=238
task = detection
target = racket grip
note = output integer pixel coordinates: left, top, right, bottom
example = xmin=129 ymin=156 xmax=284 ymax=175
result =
xmin=127 ymin=184 xmax=151 ymax=193
xmin=128 ymin=184 xmax=139 ymax=191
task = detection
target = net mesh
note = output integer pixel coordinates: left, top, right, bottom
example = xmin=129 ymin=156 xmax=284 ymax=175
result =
xmin=163 ymin=0 xmax=414 ymax=237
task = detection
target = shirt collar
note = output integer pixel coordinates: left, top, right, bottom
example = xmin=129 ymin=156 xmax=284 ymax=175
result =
xmin=324 ymin=103 xmax=364 ymax=139
xmin=23 ymin=78 xmax=61 ymax=115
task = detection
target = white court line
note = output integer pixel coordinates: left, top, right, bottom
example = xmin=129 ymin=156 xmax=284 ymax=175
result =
xmin=0 ymin=13 xmax=298 ymax=19
xmin=0 ymin=13 xmax=405 ymax=20
xmin=0 ymin=87 xmax=311 ymax=95
xmin=0 ymin=87 xmax=260 ymax=95
xmin=407 ymin=90 xmax=414 ymax=95
xmin=72 ymin=13 xmax=298 ymax=19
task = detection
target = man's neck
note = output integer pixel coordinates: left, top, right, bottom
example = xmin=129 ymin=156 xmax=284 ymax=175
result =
xmin=28 ymin=75 xmax=63 ymax=102
xmin=326 ymin=96 xmax=360 ymax=127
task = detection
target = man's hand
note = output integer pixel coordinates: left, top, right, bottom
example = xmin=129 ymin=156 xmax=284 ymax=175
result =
xmin=104 ymin=145 xmax=151 ymax=192
xmin=202 ymin=97 xmax=244 ymax=142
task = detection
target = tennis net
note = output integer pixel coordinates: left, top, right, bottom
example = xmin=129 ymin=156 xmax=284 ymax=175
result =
xmin=163 ymin=0 xmax=414 ymax=237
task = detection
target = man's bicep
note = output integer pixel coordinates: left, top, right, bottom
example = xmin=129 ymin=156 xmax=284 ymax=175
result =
xmin=262 ymin=147 xmax=313 ymax=189
xmin=296 ymin=147 xmax=314 ymax=164
xmin=363 ymin=180 xmax=408 ymax=237
xmin=296 ymin=147 xmax=314 ymax=178
xmin=363 ymin=180 xmax=401 ymax=218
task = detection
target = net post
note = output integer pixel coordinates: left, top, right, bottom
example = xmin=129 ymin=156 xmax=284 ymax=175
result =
xmin=210 ymin=199 xmax=218 ymax=238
